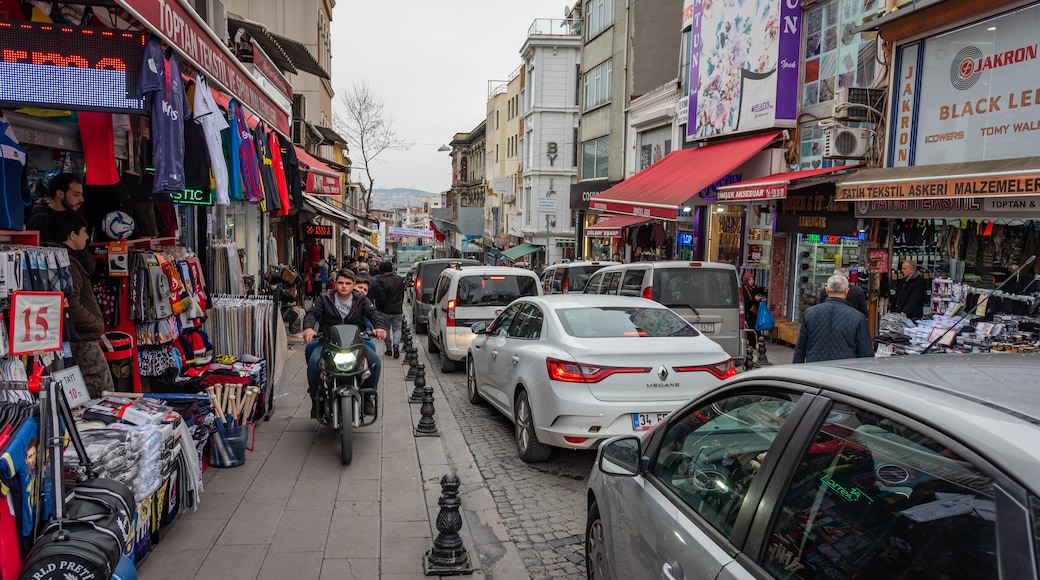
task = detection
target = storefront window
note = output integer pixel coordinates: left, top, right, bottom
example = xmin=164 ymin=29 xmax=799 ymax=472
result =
xmin=792 ymin=232 xmax=864 ymax=321
xmin=708 ymin=205 xmax=744 ymax=265
xmin=638 ymin=126 xmax=672 ymax=172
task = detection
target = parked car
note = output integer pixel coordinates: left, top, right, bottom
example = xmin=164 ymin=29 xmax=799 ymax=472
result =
xmin=542 ymin=260 xmax=619 ymax=294
xmin=467 ymin=295 xmax=735 ymax=462
xmin=428 ymin=266 xmax=541 ymax=373
xmin=586 ymin=354 xmax=1040 ymax=580
xmin=409 ymin=258 xmax=480 ymax=334
xmin=583 ymin=261 xmax=746 ymax=367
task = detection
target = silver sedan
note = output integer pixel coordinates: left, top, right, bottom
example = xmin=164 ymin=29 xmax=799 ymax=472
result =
xmin=466 ymin=294 xmax=735 ymax=462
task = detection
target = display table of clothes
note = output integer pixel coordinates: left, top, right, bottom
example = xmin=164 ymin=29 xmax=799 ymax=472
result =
xmin=875 ymin=312 xmax=1040 ymax=355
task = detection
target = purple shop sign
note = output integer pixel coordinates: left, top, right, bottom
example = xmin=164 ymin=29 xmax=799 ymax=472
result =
xmin=777 ymin=0 xmax=801 ymax=121
xmin=685 ymin=0 xmax=703 ymax=141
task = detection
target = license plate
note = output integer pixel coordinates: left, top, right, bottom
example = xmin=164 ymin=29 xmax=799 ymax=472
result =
xmin=694 ymin=323 xmax=715 ymax=333
xmin=632 ymin=412 xmax=669 ymax=431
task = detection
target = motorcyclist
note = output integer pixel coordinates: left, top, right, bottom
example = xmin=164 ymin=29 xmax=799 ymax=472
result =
xmin=303 ymin=269 xmax=388 ymax=417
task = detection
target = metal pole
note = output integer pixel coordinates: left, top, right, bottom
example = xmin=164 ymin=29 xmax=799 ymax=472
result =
xmin=545 ymin=213 xmax=550 ymax=266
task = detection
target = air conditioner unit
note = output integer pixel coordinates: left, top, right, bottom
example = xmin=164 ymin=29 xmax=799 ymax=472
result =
xmin=292 ymin=94 xmax=307 ymax=120
xmin=833 ymin=87 xmax=886 ymax=122
xmin=292 ymin=120 xmax=305 ymax=146
xmin=824 ymin=126 xmax=871 ymax=159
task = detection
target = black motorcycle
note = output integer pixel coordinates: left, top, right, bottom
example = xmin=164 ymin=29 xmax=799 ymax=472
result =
xmin=314 ymin=324 xmax=377 ymax=464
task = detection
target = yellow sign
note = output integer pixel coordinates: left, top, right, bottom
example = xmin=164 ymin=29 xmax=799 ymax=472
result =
xmin=837 ymin=172 xmax=1040 ymax=200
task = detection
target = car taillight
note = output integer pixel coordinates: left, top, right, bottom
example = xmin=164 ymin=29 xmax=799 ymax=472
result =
xmin=546 ymin=357 xmax=651 ymax=383
xmin=446 ymin=299 xmax=456 ymax=327
xmin=673 ymin=359 xmax=737 ymax=379
xmin=641 ymin=286 xmax=653 ymax=300
xmin=415 ymin=278 xmax=422 ymax=300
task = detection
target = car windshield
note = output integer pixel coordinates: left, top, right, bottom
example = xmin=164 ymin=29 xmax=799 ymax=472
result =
xmin=557 ymin=306 xmax=700 ymax=338
xmin=568 ymin=266 xmax=604 ymax=291
xmin=457 ymin=275 xmax=539 ymax=306
xmin=653 ymin=269 xmax=738 ymax=309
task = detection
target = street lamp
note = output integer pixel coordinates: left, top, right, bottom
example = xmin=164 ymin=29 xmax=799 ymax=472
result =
xmin=437 ymin=145 xmax=451 ymax=152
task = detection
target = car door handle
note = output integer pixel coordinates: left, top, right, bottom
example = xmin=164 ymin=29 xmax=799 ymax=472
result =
xmin=491 ymin=350 xmax=498 ymax=359
xmin=662 ymin=562 xmax=684 ymax=580
xmin=511 ymin=355 xmax=519 ymax=365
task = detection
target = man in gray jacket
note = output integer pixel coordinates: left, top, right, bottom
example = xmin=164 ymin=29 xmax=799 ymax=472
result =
xmin=794 ymin=274 xmax=874 ymax=363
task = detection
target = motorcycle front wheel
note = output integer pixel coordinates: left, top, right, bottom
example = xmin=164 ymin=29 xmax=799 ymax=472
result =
xmin=339 ymin=394 xmax=354 ymax=465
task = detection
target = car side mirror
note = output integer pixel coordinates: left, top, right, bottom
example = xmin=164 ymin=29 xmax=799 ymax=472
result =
xmin=470 ymin=321 xmax=488 ymax=334
xmin=598 ymin=436 xmax=640 ymax=476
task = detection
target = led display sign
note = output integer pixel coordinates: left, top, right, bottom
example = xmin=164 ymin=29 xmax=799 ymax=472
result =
xmin=170 ymin=188 xmax=214 ymax=206
xmin=303 ymin=224 xmax=334 ymax=239
xmin=0 ymin=22 xmax=147 ymax=113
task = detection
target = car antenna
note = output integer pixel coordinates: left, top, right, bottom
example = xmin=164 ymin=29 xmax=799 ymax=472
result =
xmin=920 ymin=254 xmax=1036 ymax=354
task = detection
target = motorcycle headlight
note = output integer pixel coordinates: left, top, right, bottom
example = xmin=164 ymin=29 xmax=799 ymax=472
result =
xmin=332 ymin=351 xmax=358 ymax=368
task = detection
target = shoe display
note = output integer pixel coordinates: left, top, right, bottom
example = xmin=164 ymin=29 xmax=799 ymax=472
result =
xmin=393 ymin=345 xmax=400 ymax=359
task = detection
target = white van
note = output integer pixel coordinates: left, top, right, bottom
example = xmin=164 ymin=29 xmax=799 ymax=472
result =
xmin=583 ymin=261 xmax=746 ymax=366
xmin=428 ymin=266 xmax=542 ymax=372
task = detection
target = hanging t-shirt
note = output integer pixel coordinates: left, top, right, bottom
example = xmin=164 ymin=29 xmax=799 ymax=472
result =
xmin=192 ymin=75 xmax=230 ymax=205
xmin=278 ymin=133 xmax=303 ymax=210
xmin=229 ymin=101 xmax=263 ymax=204
xmin=183 ymin=103 xmax=211 ymax=191
xmin=0 ymin=117 xmax=29 ymax=231
xmin=77 ymin=112 xmax=120 ymax=186
xmin=268 ymin=130 xmax=291 ymax=216
xmin=253 ymin=125 xmax=279 ymax=213
xmin=139 ymin=38 xmax=188 ymax=193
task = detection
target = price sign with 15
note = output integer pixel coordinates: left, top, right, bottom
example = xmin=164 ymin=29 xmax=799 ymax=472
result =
xmin=9 ymin=291 xmax=65 ymax=355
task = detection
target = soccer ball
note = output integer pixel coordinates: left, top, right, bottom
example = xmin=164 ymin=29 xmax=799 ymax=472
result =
xmin=102 ymin=211 xmax=135 ymax=240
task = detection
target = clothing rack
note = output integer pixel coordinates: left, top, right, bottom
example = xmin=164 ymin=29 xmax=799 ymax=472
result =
xmin=207 ymin=240 xmax=245 ymax=296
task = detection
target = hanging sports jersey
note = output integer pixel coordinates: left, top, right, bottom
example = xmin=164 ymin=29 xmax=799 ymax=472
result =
xmin=268 ymin=130 xmax=291 ymax=216
xmin=229 ymin=101 xmax=263 ymax=203
xmin=0 ymin=117 xmax=29 ymax=231
xmin=277 ymin=133 xmax=303 ymax=211
xmin=253 ymin=125 xmax=279 ymax=213
xmin=192 ymin=75 xmax=231 ymax=205
xmin=78 ymin=111 xmax=121 ymax=186
xmin=139 ymin=38 xmax=189 ymax=193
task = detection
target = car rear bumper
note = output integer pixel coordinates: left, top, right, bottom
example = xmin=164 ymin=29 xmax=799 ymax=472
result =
xmin=444 ymin=329 xmax=475 ymax=362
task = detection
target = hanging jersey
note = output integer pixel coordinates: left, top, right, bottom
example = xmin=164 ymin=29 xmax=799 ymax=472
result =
xmin=0 ymin=118 xmax=29 ymax=231
xmin=192 ymin=75 xmax=231 ymax=205
xmin=78 ymin=111 xmax=121 ymax=186
xmin=268 ymin=130 xmax=290 ymax=216
xmin=139 ymin=38 xmax=188 ymax=193
xmin=253 ymin=125 xmax=278 ymax=213
xmin=229 ymin=101 xmax=263 ymax=203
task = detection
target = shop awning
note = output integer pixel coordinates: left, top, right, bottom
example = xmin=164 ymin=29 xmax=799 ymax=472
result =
xmin=302 ymin=195 xmax=355 ymax=227
xmin=461 ymin=243 xmax=484 ymax=253
xmin=295 ymin=146 xmax=342 ymax=195
xmin=315 ymin=125 xmax=347 ymax=145
xmin=590 ymin=131 xmax=782 ymax=219
xmin=835 ymin=157 xmax=1040 ymax=201
xmin=227 ymin=16 xmax=330 ymax=79
xmin=347 ymin=231 xmax=379 ymax=252
xmin=430 ymin=218 xmax=462 ymax=234
xmin=715 ymin=164 xmax=864 ymax=202
xmin=500 ymin=243 xmax=543 ymax=261
xmin=585 ymin=214 xmax=650 ymax=237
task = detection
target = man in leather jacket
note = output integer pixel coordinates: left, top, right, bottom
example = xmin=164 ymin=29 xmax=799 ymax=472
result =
xmin=375 ymin=261 xmax=405 ymax=358
xmin=303 ymin=269 xmax=388 ymax=417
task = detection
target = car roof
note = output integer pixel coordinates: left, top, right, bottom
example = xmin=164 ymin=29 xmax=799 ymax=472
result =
xmin=732 ymin=354 xmax=1040 ymax=487
xmin=520 ymin=294 xmax=665 ymax=309
xmin=594 ymin=260 xmax=739 ymax=272
xmin=546 ymin=261 xmax=620 ymax=269
xmin=441 ymin=266 xmax=540 ymax=278
xmin=416 ymin=258 xmax=480 ymax=268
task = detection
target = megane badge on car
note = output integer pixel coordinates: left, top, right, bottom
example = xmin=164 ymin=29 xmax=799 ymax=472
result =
xmin=658 ymin=366 xmax=669 ymax=381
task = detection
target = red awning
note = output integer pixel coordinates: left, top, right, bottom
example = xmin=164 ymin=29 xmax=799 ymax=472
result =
xmin=590 ymin=131 xmax=782 ymax=219
xmin=294 ymin=146 xmax=342 ymax=195
xmin=715 ymin=164 xmax=864 ymax=202
xmin=585 ymin=214 xmax=649 ymax=238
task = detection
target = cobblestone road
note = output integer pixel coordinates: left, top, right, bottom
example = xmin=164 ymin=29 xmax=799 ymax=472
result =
xmin=418 ymin=341 xmax=596 ymax=580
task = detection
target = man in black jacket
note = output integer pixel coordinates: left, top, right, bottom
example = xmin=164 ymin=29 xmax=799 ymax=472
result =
xmin=794 ymin=274 xmax=874 ymax=363
xmin=817 ymin=268 xmax=868 ymax=316
xmin=892 ymin=261 xmax=928 ymax=320
xmin=303 ymin=269 xmax=388 ymax=416
xmin=375 ymin=261 xmax=405 ymax=358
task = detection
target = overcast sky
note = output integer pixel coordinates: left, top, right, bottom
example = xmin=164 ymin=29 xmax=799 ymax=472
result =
xmin=330 ymin=1 xmax=573 ymax=194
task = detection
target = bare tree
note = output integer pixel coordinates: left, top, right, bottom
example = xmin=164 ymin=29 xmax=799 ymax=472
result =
xmin=334 ymin=82 xmax=408 ymax=213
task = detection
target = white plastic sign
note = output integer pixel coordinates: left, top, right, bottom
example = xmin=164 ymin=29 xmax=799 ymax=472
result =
xmin=9 ymin=291 xmax=64 ymax=355
xmin=53 ymin=366 xmax=90 ymax=409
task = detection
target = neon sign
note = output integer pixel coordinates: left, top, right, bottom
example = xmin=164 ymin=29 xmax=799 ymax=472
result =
xmin=0 ymin=22 xmax=146 ymax=113
xmin=799 ymin=232 xmax=865 ymax=244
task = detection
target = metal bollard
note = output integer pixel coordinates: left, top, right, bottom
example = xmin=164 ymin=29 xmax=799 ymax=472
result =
xmin=423 ymin=474 xmax=472 ymax=575
xmin=409 ymin=363 xmax=427 ymax=404
xmin=757 ymin=330 xmax=771 ymax=365
xmin=414 ymin=372 xmax=439 ymax=437
xmin=406 ymin=346 xmax=419 ymax=380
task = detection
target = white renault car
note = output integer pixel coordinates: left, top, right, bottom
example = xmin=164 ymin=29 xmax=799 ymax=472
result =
xmin=466 ymin=294 xmax=735 ymax=462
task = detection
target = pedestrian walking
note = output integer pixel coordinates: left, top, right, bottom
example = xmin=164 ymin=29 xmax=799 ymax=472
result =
xmin=793 ymin=274 xmax=874 ymax=364
xmin=817 ymin=267 xmax=868 ymax=316
xmin=375 ymin=261 xmax=405 ymax=358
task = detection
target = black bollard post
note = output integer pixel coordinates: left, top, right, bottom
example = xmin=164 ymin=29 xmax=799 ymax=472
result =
xmin=409 ymin=363 xmax=427 ymax=404
xmin=423 ymin=474 xmax=472 ymax=575
xmin=757 ymin=330 xmax=771 ymax=365
xmin=406 ymin=348 xmax=418 ymax=380
xmin=414 ymin=371 xmax=439 ymax=437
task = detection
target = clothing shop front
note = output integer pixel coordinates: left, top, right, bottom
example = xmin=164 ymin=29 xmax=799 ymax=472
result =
xmin=1 ymin=1 xmax=294 ymax=574
xmin=832 ymin=0 xmax=1040 ymax=355
xmin=589 ymin=131 xmax=785 ymax=264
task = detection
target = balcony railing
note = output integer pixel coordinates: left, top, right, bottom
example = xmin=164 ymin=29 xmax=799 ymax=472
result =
xmin=528 ymin=18 xmax=581 ymax=37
